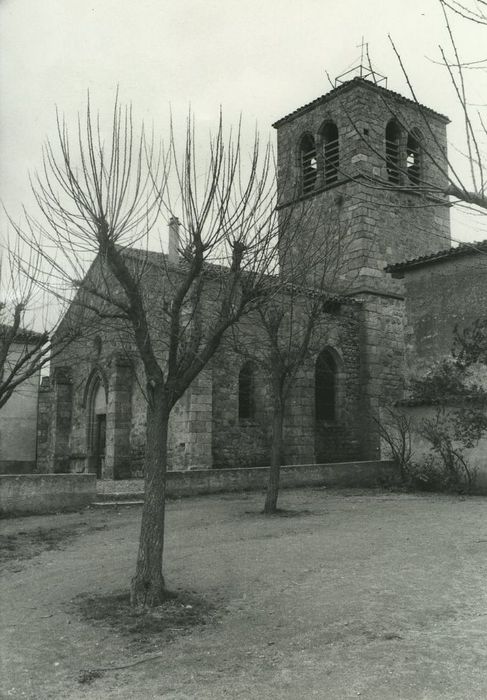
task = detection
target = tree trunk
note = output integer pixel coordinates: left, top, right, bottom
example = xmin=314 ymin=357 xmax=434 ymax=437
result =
xmin=130 ymin=382 xmax=170 ymax=607
xmin=264 ymin=395 xmax=284 ymax=514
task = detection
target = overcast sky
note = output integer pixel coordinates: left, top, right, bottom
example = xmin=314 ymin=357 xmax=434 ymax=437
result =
xmin=1 ymin=0 xmax=486 ymax=244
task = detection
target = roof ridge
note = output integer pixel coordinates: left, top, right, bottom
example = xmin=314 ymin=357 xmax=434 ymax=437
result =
xmin=272 ymin=77 xmax=450 ymax=129
xmin=385 ymin=239 xmax=487 ymax=273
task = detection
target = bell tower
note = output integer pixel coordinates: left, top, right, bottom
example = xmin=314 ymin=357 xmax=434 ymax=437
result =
xmin=273 ymin=70 xmax=452 ymax=459
xmin=273 ymin=72 xmax=451 ymax=295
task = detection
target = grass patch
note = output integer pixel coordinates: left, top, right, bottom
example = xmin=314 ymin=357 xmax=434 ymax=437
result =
xmin=272 ymin=508 xmax=316 ymax=517
xmin=73 ymin=589 xmax=219 ymax=652
xmin=244 ymin=507 xmax=318 ymax=518
xmin=0 ymin=524 xmax=99 ymax=565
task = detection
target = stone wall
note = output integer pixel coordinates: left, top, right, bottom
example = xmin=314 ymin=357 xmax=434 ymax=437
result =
xmin=36 ymin=376 xmax=52 ymax=473
xmin=167 ymin=459 xmax=400 ymax=496
xmin=212 ymin=299 xmax=365 ymax=468
xmin=211 ymin=341 xmax=272 ymax=469
xmin=99 ymin=460 xmax=399 ymax=498
xmin=38 ymin=259 xmax=405 ymax=479
xmin=0 ymin=474 xmax=96 ymax=515
xmin=168 ymin=370 xmax=213 ymax=470
xmin=275 ymin=78 xmax=451 ymax=296
xmin=400 ymin=253 xmax=487 ymax=375
xmin=358 ymin=293 xmax=407 ymax=458
xmin=0 ymin=343 xmax=39 ymax=474
xmin=41 ymin=269 xmax=393 ymax=477
xmin=276 ymin=79 xmax=449 ymax=198
xmin=41 ymin=311 xmax=139 ymax=478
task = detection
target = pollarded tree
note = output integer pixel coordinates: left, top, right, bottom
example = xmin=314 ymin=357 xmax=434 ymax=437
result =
xmin=13 ymin=98 xmax=307 ymax=606
xmin=233 ymin=203 xmax=355 ymax=514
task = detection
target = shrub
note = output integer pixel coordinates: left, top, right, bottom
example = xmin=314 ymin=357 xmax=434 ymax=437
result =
xmin=417 ymin=406 xmax=483 ymax=493
xmin=374 ymin=407 xmax=414 ymax=481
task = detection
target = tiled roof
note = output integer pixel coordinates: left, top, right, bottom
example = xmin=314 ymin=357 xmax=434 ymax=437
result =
xmin=123 ymin=246 xmax=239 ymax=278
xmin=0 ymin=324 xmax=45 ymax=343
xmin=385 ymin=239 xmax=487 ymax=274
xmin=272 ymin=77 xmax=450 ymax=129
xmin=122 ymin=247 xmax=166 ymax=265
xmin=122 ymin=247 xmax=358 ymax=305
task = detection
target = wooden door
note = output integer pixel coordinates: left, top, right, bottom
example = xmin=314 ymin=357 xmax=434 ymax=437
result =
xmin=94 ymin=414 xmax=106 ymax=478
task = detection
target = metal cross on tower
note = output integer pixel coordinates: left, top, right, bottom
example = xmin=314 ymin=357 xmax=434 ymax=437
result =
xmin=334 ymin=40 xmax=387 ymax=87
xmin=358 ymin=36 xmax=367 ymax=73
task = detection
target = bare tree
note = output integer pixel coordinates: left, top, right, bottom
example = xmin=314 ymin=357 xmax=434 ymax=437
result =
xmin=321 ymin=4 xmax=487 ymax=236
xmin=374 ymin=2 xmax=487 ymax=216
xmin=233 ymin=205 xmax=354 ymax=514
xmin=435 ymin=0 xmax=487 ymax=210
xmin=13 ymin=98 xmax=298 ymax=606
xmin=438 ymin=0 xmax=487 ymax=26
xmin=373 ymin=407 xmax=414 ymax=481
xmin=0 ymin=236 xmax=79 ymax=411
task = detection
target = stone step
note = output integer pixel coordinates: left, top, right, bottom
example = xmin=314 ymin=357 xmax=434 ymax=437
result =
xmin=92 ymin=499 xmax=144 ymax=507
xmin=95 ymin=491 xmax=144 ymax=502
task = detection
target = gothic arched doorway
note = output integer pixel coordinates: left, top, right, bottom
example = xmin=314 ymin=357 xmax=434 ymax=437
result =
xmin=86 ymin=373 xmax=108 ymax=478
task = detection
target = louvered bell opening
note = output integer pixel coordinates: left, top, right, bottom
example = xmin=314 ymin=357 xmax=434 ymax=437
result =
xmin=406 ymin=137 xmax=421 ymax=185
xmin=385 ymin=138 xmax=400 ymax=184
xmin=302 ymin=146 xmax=318 ymax=194
xmin=324 ymin=138 xmax=339 ymax=184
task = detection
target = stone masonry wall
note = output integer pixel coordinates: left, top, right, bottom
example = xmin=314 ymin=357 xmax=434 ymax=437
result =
xmin=211 ymin=300 xmax=364 ymax=469
xmin=41 ymin=254 xmax=248 ymax=476
xmin=275 ymin=78 xmax=451 ymax=296
xmin=401 ymin=253 xmax=487 ymax=376
xmin=276 ymin=80 xmax=449 ymax=198
xmin=0 ymin=343 xmax=40 ymax=474
xmin=358 ymin=293 xmax=407 ymax=459
xmin=36 ymin=376 xmax=52 ymax=473
xmin=211 ymin=342 xmax=272 ymax=470
xmin=167 ymin=370 xmax=213 ymax=470
xmin=40 ymin=214 xmax=403 ymax=477
xmin=0 ymin=474 xmax=96 ymax=515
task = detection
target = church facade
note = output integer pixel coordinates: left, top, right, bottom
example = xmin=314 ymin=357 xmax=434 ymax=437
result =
xmin=37 ymin=75 xmax=466 ymax=479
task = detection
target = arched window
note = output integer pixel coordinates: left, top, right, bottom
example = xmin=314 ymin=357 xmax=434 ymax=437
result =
xmin=299 ymin=134 xmax=317 ymax=195
xmin=385 ymin=119 xmax=401 ymax=184
xmin=84 ymin=370 xmax=108 ymax=478
xmin=315 ymin=350 xmax=336 ymax=421
xmin=92 ymin=335 xmax=102 ymax=357
xmin=321 ymin=122 xmax=339 ymax=184
xmin=90 ymin=378 xmax=107 ymax=478
xmin=238 ymin=362 xmax=255 ymax=421
xmin=406 ymin=129 xmax=422 ymax=185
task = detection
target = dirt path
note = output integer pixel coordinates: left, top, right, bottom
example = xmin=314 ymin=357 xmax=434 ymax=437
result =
xmin=2 ymin=488 xmax=487 ymax=699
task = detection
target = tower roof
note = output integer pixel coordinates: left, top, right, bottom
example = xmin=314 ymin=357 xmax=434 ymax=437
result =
xmin=272 ymin=77 xmax=450 ymax=129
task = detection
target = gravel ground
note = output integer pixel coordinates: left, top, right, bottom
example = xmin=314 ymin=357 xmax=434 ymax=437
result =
xmin=2 ymin=487 xmax=487 ymax=699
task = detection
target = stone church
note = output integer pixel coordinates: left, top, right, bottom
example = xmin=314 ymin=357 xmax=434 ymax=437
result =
xmin=38 ymin=71 xmax=481 ymax=479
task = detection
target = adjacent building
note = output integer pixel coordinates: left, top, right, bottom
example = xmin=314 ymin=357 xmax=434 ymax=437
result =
xmin=0 ymin=329 xmax=43 ymax=473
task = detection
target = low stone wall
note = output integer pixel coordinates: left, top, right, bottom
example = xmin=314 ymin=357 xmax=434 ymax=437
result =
xmin=0 ymin=459 xmax=37 ymax=475
xmin=97 ymin=460 xmax=399 ymax=500
xmin=0 ymin=474 xmax=96 ymax=516
xmin=166 ymin=460 xmax=399 ymax=497
xmin=1 ymin=462 xmax=398 ymax=515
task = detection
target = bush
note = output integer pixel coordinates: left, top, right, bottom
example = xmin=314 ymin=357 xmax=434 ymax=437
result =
xmin=407 ymin=456 xmax=445 ymax=492
xmin=374 ymin=407 xmax=413 ymax=481
xmin=417 ymin=407 xmax=481 ymax=493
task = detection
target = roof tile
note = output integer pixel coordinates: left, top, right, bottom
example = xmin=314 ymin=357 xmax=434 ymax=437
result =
xmin=272 ymin=77 xmax=450 ymax=129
